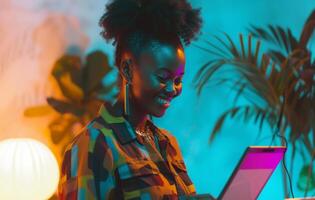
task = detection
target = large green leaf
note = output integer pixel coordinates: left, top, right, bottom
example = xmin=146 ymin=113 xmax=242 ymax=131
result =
xmin=49 ymin=114 xmax=79 ymax=144
xmin=23 ymin=105 xmax=55 ymax=117
xmin=51 ymin=55 xmax=84 ymax=102
xmin=47 ymin=97 xmax=84 ymax=116
xmin=58 ymin=72 xmax=84 ymax=101
xmin=52 ymin=55 xmax=83 ymax=87
xmin=82 ymin=51 xmax=112 ymax=96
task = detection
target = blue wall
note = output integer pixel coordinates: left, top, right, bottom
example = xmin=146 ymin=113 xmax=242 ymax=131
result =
xmin=84 ymin=0 xmax=314 ymax=199
xmin=3 ymin=0 xmax=313 ymax=199
xmin=152 ymin=1 xmax=314 ymax=199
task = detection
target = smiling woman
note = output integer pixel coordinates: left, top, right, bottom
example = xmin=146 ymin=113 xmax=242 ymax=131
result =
xmin=58 ymin=0 xmax=202 ymax=199
xmin=126 ymin=42 xmax=185 ymax=117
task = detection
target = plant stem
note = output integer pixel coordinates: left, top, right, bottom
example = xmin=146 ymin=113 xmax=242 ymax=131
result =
xmin=282 ymin=151 xmax=289 ymax=198
xmin=280 ymin=124 xmax=289 ymax=198
xmin=304 ymin=149 xmax=315 ymax=197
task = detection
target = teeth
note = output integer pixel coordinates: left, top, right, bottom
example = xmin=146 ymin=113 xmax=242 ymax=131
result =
xmin=157 ymin=98 xmax=170 ymax=104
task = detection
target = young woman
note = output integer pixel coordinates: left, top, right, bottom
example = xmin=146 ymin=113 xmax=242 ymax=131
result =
xmin=58 ymin=0 xmax=202 ymax=199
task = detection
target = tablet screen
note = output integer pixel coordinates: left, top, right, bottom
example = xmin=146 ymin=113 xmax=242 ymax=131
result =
xmin=220 ymin=147 xmax=286 ymax=200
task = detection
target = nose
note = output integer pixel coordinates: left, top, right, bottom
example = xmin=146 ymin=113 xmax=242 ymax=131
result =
xmin=164 ymin=80 xmax=178 ymax=98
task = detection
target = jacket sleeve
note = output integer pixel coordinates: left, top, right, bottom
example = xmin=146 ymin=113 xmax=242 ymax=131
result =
xmin=57 ymin=127 xmax=117 ymax=200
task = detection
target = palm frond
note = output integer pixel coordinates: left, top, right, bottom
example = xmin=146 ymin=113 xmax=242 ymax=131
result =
xmin=195 ymin=34 xmax=285 ymax=110
xmin=194 ymin=60 xmax=226 ymax=95
xmin=249 ymin=25 xmax=299 ymax=55
xmin=203 ymin=37 xmax=231 ymax=58
xmin=196 ymin=13 xmax=315 ymax=192
xmin=300 ymin=10 xmax=315 ymax=47
xmin=209 ymin=105 xmax=275 ymax=142
xmin=223 ymin=32 xmax=241 ymax=58
xmin=195 ymin=32 xmax=314 ymax=146
xmin=267 ymin=50 xmax=286 ymax=64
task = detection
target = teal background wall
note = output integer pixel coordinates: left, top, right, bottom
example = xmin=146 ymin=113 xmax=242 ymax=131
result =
xmin=1 ymin=0 xmax=314 ymax=199
xmin=153 ymin=1 xmax=314 ymax=199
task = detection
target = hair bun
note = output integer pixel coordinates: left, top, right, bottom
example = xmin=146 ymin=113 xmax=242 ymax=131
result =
xmin=99 ymin=0 xmax=202 ymax=45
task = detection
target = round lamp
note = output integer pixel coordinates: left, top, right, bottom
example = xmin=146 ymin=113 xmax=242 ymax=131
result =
xmin=0 ymin=138 xmax=59 ymax=200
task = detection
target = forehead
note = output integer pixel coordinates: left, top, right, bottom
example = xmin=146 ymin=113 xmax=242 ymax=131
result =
xmin=138 ymin=41 xmax=185 ymax=74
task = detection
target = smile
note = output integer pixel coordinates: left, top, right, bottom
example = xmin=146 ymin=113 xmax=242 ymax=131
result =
xmin=156 ymin=97 xmax=171 ymax=108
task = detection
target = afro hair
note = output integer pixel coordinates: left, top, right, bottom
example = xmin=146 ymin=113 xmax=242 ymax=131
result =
xmin=99 ymin=0 xmax=202 ymax=66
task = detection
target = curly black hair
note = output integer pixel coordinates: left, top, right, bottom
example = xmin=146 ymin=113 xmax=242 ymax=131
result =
xmin=99 ymin=0 xmax=202 ymax=67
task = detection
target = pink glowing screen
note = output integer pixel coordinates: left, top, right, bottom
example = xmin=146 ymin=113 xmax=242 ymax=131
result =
xmin=219 ymin=146 xmax=286 ymax=200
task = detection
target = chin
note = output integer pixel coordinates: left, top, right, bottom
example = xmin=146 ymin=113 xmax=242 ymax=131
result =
xmin=150 ymin=109 xmax=167 ymax=118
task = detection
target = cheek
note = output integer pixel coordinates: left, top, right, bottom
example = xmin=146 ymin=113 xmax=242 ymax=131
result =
xmin=131 ymin=74 xmax=162 ymax=101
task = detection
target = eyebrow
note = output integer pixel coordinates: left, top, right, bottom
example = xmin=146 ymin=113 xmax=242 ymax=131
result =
xmin=156 ymin=68 xmax=185 ymax=76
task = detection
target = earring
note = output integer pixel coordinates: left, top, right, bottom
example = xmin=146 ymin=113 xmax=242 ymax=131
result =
xmin=124 ymin=81 xmax=130 ymax=118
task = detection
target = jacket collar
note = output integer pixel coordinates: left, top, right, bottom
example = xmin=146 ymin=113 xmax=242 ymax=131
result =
xmin=98 ymin=101 xmax=168 ymax=145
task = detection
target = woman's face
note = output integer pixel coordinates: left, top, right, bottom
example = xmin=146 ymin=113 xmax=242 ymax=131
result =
xmin=129 ymin=42 xmax=185 ymax=117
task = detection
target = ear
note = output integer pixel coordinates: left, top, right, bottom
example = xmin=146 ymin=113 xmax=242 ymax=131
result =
xmin=120 ymin=58 xmax=133 ymax=82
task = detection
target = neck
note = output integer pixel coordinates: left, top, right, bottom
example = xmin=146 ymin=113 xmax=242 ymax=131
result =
xmin=113 ymin=92 xmax=149 ymax=131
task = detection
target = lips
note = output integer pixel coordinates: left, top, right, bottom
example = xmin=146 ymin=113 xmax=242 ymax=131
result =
xmin=156 ymin=96 xmax=172 ymax=108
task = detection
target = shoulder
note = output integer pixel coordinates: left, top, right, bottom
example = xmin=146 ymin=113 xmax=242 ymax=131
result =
xmin=147 ymin=119 xmax=176 ymax=143
xmin=64 ymin=117 xmax=116 ymax=153
xmin=58 ymin=117 xmax=118 ymax=198
xmin=157 ymin=127 xmax=185 ymax=160
xmin=66 ymin=118 xmax=110 ymax=151
xmin=61 ymin=117 xmax=117 ymax=176
xmin=61 ymin=117 xmax=119 ymax=176
xmin=159 ymin=128 xmax=178 ymax=146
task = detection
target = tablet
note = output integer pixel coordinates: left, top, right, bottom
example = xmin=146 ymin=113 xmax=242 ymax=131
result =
xmin=217 ymin=146 xmax=286 ymax=200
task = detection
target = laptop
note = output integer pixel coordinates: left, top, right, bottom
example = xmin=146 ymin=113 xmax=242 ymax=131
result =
xmin=217 ymin=146 xmax=287 ymax=200
xmin=186 ymin=146 xmax=286 ymax=200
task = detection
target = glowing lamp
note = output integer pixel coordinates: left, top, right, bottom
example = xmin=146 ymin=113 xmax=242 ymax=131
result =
xmin=0 ymin=138 xmax=59 ymax=200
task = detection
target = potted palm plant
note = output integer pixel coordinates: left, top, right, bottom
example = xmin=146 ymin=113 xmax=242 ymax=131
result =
xmin=194 ymin=10 xmax=315 ymax=198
